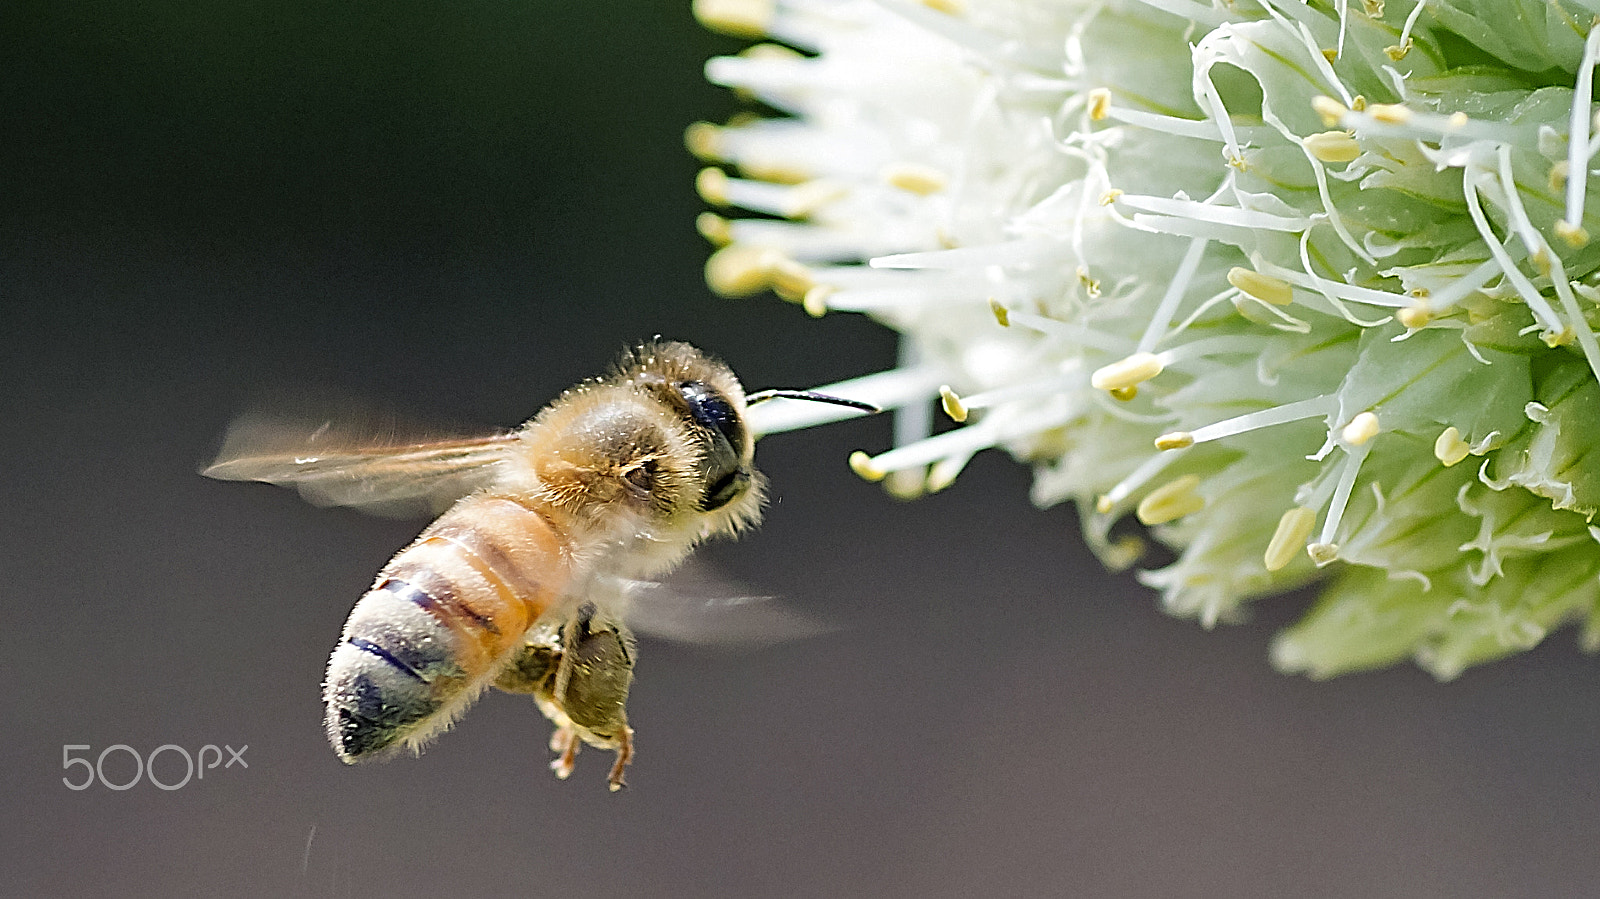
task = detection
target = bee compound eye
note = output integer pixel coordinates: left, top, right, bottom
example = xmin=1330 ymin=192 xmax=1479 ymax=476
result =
xmin=678 ymin=380 xmax=742 ymax=450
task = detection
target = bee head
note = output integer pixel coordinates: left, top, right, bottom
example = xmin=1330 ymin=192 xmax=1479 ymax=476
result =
xmin=616 ymin=341 xmax=762 ymax=519
xmin=524 ymin=342 xmax=766 ymax=547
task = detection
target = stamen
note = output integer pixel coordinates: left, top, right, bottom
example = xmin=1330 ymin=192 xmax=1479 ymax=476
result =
xmin=1087 ymin=88 xmax=1111 ymax=121
xmin=1097 ymin=452 xmax=1177 ymax=514
xmin=1463 ymin=168 xmax=1565 ymax=334
xmin=1395 ymin=303 xmax=1430 ymax=329
xmin=1307 ymin=542 xmax=1340 ymax=566
xmin=1265 ymin=507 xmax=1318 ymax=572
xmin=1312 ymin=96 xmax=1348 ymax=128
xmin=692 ymin=0 xmax=775 ymax=39
xmin=1398 ymin=0 xmax=1428 ymax=54
xmin=1090 ymin=352 xmax=1163 ymax=391
xmin=849 ymin=451 xmax=886 ymax=482
xmin=1340 ymin=411 xmax=1379 ymax=446
xmin=1303 ymin=131 xmax=1360 ymax=163
xmin=696 ymin=212 xmax=733 ymax=247
xmin=704 ymin=244 xmax=777 ymax=297
xmin=1227 ymin=266 xmax=1294 ymax=306
xmin=696 ymin=167 xmax=732 ymax=206
xmin=1138 ymin=237 xmax=1208 ymax=353
xmin=802 ymin=285 xmax=833 ymax=317
xmin=1561 ymin=26 xmax=1600 ymax=242
xmin=767 ymin=255 xmax=815 ymax=302
xmin=1368 ymin=103 xmax=1411 ymax=124
xmin=939 ymin=385 xmax=967 ymax=422
xmin=685 ymin=122 xmax=724 ymax=161
xmin=1154 ymin=432 xmax=1194 ymax=451
xmin=1434 ymin=426 xmax=1470 ymax=467
xmin=1136 ymin=474 xmax=1205 ymax=525
xmin=1316 ymin=441 xmax=1372 ymax=550
xmin=882 ymin=163 xmax=949 ymax=195
xmin=1184 ymin=395 xmax=1335 ymax=445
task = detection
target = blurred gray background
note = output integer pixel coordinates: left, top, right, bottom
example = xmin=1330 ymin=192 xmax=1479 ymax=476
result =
xmin=4 ymin=2 xmax=1599 ymax=896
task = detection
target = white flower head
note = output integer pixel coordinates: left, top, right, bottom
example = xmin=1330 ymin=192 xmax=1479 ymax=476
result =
xmin=695 ymin=0 xmax=1600 ymax=679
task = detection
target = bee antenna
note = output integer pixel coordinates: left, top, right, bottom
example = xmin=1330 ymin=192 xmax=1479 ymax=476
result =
xmin=745 ymin=390 xmax=880 ymax=414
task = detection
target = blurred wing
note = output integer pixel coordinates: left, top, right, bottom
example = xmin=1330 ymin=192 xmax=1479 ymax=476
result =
xmin=203 ymin=411 xmax=519 ymax=518
xmin=597 ymin=561 xmax=837 ymax=649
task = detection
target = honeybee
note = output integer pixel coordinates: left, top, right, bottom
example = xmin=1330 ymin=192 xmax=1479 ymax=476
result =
xmin=205 ymin=341 xmax=873 ymax=790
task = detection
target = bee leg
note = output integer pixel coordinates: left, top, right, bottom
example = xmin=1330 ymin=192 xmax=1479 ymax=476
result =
xmin=606 ymin=726 xmax=634 ymax=792
xmin=549 ymin=724 xmax=580 ymax=779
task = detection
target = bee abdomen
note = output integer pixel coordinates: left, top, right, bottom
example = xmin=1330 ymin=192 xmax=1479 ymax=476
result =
xmin=323 ymin=496 xmax=570 ymax=763
xmin=324 ymin=579 xmax=467 ymax=762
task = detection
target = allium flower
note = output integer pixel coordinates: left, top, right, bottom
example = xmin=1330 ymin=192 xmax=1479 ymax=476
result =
xmin=691 ymin=0 xmax=1600 ymax=680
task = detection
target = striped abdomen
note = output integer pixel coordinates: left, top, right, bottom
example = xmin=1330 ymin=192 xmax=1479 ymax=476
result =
xmin=323 ymin=495 xmax=571 ymax=761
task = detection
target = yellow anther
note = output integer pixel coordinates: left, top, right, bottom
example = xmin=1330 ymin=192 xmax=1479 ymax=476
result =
xmin=1078 ymin=266 xmax=1101 ymax=298
xmin=1363 ymin=0 xmax=1385 ymax=15
xmin=1550 ymin=161 xmax=1571 ymax=194
xmin=1311 ymin=96 xmax=1347 ymax=127
xmin=696 ymin=212 xmax=733 ymax=247
xmin=740 ymin=161 xmax=811 ymax=185
xmin=1530 ymin=246 xmax=1551 ymax=276
xmin=1321 ymin=48 xmax=1339 ymax=63
xmin=1350 ymin=95 xmax=1367 ymax=111
xmin=1108 ymin=385 xmax=1138 ymax=402
xmin=780 ymin=181 xmax=847 ymax=219
xmin=802 ymin=285 xmax=834 ymax=317
xmin=692 ymin=0 xmax=776 ymax=38
xmin=1154 ymin=431 xmax=1194 ymax=451
xmin=1100 ymin=188 xmax=1124 ymax=206
xmin=1303 ymin=131 xmax=1360 ymax=163
xmin=938 ymin=385 xmax=968 ymax=422
xmin=1087 ymin=88 xmax=1111 ymax=122
xmin=1101 ymin=534 xmax=1145 ymax=571
xmin=884 ymin=468 xmax=926 ymax=499
xmin=1341 ymin=411 xmax=1380 ymax=446
xmin=704 ymin=244 xmax=774 ymax=298
xmin=1543 ymin=327 xmax=1575 ymax=348
xmin=921 ymin=0 xmax=965 ymax=14
xmin=848 ymin=451 xmax=886 ymax=482
xmin=1135 ymin=474 xmax=1205 ymax=526
xmin=1369 ymin=103 xmax=1412 ymax=124
xmin=696 ymin=167 xmax=731 ymax=206
xmin=1264 ymin=507 xmax=1318 ymax=572
xmin=1228 ymin=266 xmax=1294 ymax=306
xmin=989 ymin=299 xmax=1010 ymax=327
xmin=1307 ymin=542 xmax=1340 ymax=566
xmin=1396 ymin=304 xmax=1431 ymax=329
xmin=684 ymin=122 xmax=723 ymax=161
xmin=767 ymin=256 xmax=815 ymax=302
xmin=1095 ymin=494 xmax=1114 ymax=515
xmin=1090 ymin=352 xmax=1163 ymax=392
xmin=1446 ymin=111 xmax=1468 ymax=129
xmin=1556 ymin=219 xmax=1590 ymax=248
xmin=883 ymin=163 xmax=949 ymax=196
xmin=1434 ymin=426 xmax=1470 ymax=467
xmin=1384 ymin=41 xmax=1411 ymax=61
